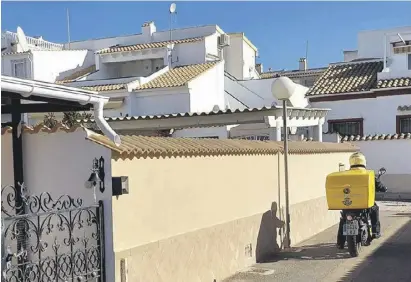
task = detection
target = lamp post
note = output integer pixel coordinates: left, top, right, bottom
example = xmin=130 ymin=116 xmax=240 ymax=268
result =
xmin=271 ymin=77 xmax=296 ymax=249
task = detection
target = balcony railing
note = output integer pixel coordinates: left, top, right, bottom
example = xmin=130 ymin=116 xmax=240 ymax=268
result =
xmin=2 ymin=31 xmax=63 ymax=51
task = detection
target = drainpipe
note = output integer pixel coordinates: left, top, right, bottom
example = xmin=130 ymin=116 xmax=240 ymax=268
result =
xmin=383 ymin=33 xmax=387 ymax=70
xmin=1 ymin=76 xmax=121 ymax=146
xmin=94 ymin=101 xmax=121 ymax=146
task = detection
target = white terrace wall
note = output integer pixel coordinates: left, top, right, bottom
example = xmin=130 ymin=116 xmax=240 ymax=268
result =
xmin=1 ymin=129 xmax=115 ymax=281
xmin=347 ymin=139 xmax=411 ymax=200
xmin=111 ymin=144 xmax=353 ymax=282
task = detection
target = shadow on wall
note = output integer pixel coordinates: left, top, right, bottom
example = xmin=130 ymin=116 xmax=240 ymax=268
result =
xmin=256 ymin=202 xmax=285 ymax=263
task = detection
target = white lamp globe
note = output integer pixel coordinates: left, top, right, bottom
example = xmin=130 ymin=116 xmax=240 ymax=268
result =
xmin=271 ymin=77 xmax=296 ymax=100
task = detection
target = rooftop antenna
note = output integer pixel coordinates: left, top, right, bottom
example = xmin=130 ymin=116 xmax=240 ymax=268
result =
xmin=16 ymin=26 xmax=29 ymax=52
xmin=67 ymin=8 xmax=71 ymax=49
xmin=305 ymin=40 xmax=309 ymax=62
xmin=168 ymin=3 xmax=177 ymax=67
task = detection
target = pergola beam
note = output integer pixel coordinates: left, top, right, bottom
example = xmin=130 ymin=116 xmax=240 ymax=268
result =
xmin=2 ymin=103 xmax=91 ymax=114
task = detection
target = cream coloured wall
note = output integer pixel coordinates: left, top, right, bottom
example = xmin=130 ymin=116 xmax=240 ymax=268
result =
xmin=111 ymin=154 xmax=279 ymax=252
xmin=111 ymin=148 xmax=353 ymax=282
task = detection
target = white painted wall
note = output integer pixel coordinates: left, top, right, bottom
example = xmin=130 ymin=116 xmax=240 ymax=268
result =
xmin=349 ymin=140 xmax=411 ymax=196
xmin=311 ymin=94 xmax=411 ymax=135
xmin=130 ymin=88 xmax=191 ymax=116
xmin=224 ymin=36 xmax=243 ymax=79
xmin=242 ymin=41 xmax=258 ymax=80
xmin=64 ymin=25 xmax=219 ymax=51
xmin=204 ymin=33 xmax=220 ymax=59
xmin=357 ymin=26 xmax=411 ymax=59
xmin=344 ymin=50 xmax=358 ymax=62
xmin=188 ymin=61 xmax=225 ymax=113
xmin=225 ymin=75 xmax=309 ymax=109
xmin=1 ymin=53 xmax=32 ymax=78
xmin=31 ymin=50 xmax=94 ymax=82
xmin=173 ymin=41 xmax=207 ymax=66
xmin=172 ymin=126 xmax=229 ymax=139
xmin=1 ymin=130 xmax=115 ymax=281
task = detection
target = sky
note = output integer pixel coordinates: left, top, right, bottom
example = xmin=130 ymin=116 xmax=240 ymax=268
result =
xmin=2 ymin=1 xmax=411 ymax=71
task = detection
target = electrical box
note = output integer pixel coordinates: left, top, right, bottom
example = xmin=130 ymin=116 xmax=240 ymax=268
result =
xmin=112 ymin=176 xmax=129 ymax=196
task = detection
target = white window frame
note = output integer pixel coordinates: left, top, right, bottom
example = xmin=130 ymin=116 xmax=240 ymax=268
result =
xmin=11 ymin=59 xmax=28 ymax=78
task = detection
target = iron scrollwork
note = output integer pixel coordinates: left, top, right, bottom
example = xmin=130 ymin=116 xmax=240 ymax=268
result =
xmin=1 ymin=185 xmax=105 ymax=282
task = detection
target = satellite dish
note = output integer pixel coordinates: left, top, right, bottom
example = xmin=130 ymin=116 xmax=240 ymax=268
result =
xmin=16 ymin=26 xmax=29 ymax=52
xmin=169 ymin=3 xmax=176 ymax=13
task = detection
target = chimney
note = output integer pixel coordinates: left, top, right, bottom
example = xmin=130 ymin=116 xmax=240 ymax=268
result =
xmin=142 ymin=21 xmax=156 ymax=41
xmin=299 ymin=58 xmax=307 ymax=71
xmin=255 ymin=63 xmax=263 ymax=74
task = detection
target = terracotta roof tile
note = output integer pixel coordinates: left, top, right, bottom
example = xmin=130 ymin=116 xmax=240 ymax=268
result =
xmin=97 ymin=37 xmax=204 ymax=54
xmin=260 ymin=68 xmax=326 ymax=80
xmin=377 ymin=77 xmax=411 ymax=89
xmin=135 ymin=61 xmax=219 ymax=90
xmin=341 ymin=133 xmax=411 ymax=142
xmin=77 ymin=62 xmax=218 ymax=92
xmin=79 ymin=82 xmax=128 ymax=92
xmin=2 ymin=124 xmax=358 ymax=158
xmin=306 ymin=61 xmax=384 ymax=96
xmin=1 ymin=122 xmax=82 ymax=135
xmin=1 ymin=50 xmax=31 ymax=56
xmin=86 ymin=133 xmax=357 ymax=159
xmin=55 ymin=65 xmax=97 ymax=84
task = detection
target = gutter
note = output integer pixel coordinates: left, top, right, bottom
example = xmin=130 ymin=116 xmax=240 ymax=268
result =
xmin=373 ymin=86 xmax=411 ymax=92
xmin=1 ymin=75 xmax=121 ymax=146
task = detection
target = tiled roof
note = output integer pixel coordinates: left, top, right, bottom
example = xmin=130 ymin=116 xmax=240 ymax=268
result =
xmin=77 ymin=62 xmax=219 ymax=92
xmin=87 ymin=133 xmax=357 ymax=159
xmin=377 ymin=77 xmax=411 ymax=89
xmin=341 ymin=133 xmax=411 ymax=142
xmin=1 ymin=124 xmax=358 ymax=159
xmin=306 ymin=61 xmax=384 ymax=96
xmin=135 ymin=61 xmax=219 ymax=90
xmin=80 ymin=106 xmax=329 ymax=123
xmin=1 ymin=123 xmax=81 ymax=135
xmin=260 ymin=68 xmax=326 ymax=80
xmin=1 ymin=50 xmax=31 ymax=56
xmin=55 ymin=65 xmax=97 ymax=84
xmin=80 ymin=82 xmax=129 ymax=92
xmin=97 ymin=37 xmax=204 ymax=54
xmin=398 ymin=105 xmax=411 ymax=111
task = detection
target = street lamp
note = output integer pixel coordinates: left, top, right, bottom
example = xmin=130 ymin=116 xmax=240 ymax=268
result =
xmin=271 ymin=76 xmax=296 ymax=249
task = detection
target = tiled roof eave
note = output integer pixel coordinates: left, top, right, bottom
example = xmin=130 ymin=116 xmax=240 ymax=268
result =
xmin=339 ymin=133 xmax=411 ymax=142
xmin=96 ymin=37 xmax=204 ymax=55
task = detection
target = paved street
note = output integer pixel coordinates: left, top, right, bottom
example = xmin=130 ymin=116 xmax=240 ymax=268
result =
xmin=224 ymin=201 xmax=411 ymax=282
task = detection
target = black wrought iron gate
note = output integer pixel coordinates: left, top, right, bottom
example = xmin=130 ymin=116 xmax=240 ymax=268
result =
xmin=1 ymin=185 xmax=105 ymax=282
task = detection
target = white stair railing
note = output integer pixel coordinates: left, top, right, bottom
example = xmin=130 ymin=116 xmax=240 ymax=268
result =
xmin=2 ymin=31 xmax=63 ymax=51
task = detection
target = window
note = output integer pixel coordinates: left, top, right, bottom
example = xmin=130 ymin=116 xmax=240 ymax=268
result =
xmin=397 ymin=115 xmax=411 ymax=134
xmin=11 ymin=59 xmax=27 ymax=78
xmin=235 ymin=135 xmax=270 ymax=141
xmin=328 ymin=118 xmax=363 ymax=136
xmin=408 ymin=54 xmax=411 ymax=70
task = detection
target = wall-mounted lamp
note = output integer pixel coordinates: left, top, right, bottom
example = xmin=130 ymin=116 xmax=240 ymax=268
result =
xmin=85 ymin=157 xmax=106 ymax=202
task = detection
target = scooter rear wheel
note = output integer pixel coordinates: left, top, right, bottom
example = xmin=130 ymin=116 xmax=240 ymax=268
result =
xmin=347 ymin=235 xmax=360 ymax=257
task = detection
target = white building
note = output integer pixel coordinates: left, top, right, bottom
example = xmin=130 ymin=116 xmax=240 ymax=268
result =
xmin=2 ymin=22 xmax=315 ymax=140
xmin=307 ymin=26 xmax=411 ymax=199
xmin=308 ymin=26 xmax=411 ymax=137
